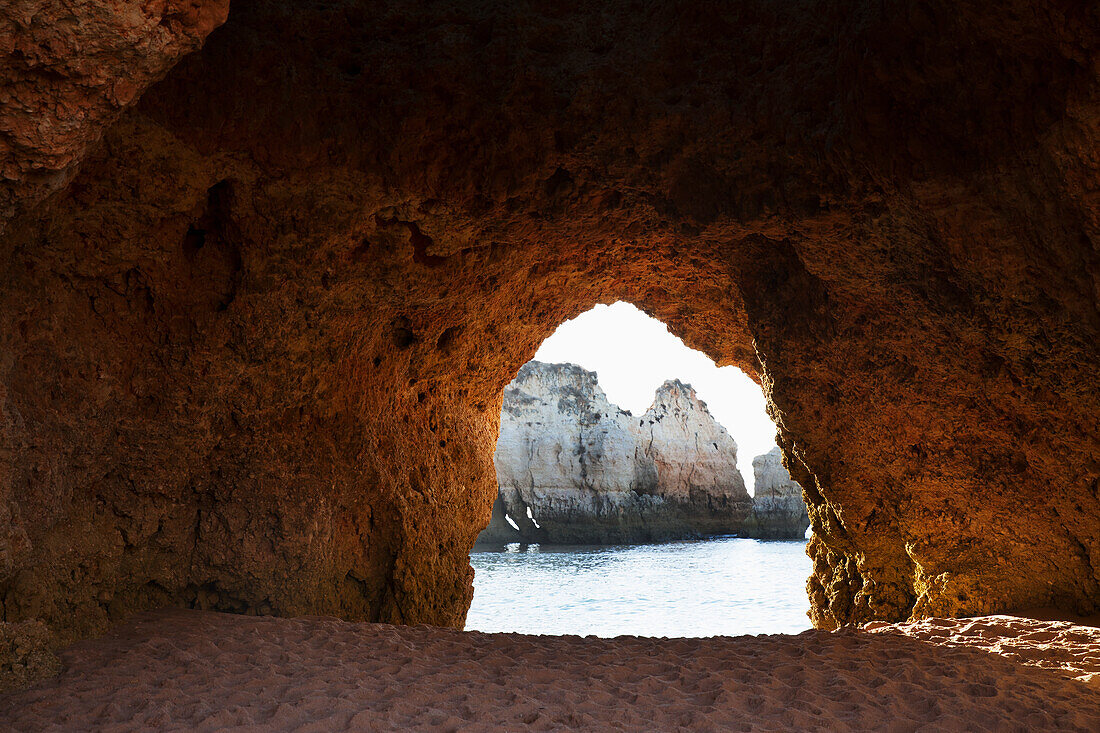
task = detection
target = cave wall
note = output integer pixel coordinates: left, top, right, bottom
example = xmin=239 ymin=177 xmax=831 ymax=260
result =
xmin=1 ymin=0 xmax=1098 ymax=658
xmin=0 ymin=0 xmax=229 ymax=225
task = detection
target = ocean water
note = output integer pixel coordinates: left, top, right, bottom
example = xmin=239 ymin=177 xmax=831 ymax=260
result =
xmin=466 ymin=536 xmax=812 ymax=638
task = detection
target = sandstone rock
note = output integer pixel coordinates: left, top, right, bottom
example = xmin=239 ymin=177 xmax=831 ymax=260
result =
xmin=0 ymin=620 xmax=59 ymax=692
xmin=0 ymin=0 xmax=1098 ymax=669
xmin=0 ymin=0 xmax=229 ymax=227
xmin=741 ymin=448 xmax=811 ymax=540
xmin=480 ymin=362 xmax=752 ymax=545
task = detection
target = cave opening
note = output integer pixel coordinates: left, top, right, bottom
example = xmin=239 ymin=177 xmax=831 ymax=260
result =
xmin=465 ymin=302 xmax=813 ymax=637
xmin=2 ymin=2 xmax=1100 ymax=719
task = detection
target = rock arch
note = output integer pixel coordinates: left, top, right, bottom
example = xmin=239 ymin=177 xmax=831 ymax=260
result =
xmin=1 ymin=0 xmax=1098 ymax=658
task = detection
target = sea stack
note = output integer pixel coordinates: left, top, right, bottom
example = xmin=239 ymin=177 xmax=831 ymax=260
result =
xmin=480 ymin=361 xmax=752 ymax=544
xmin=740 ymin=447 xmax=812 ymax=539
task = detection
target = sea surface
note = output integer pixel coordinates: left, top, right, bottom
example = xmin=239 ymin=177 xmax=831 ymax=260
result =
xmin=466 ymin=536 xmax=812 ymax=638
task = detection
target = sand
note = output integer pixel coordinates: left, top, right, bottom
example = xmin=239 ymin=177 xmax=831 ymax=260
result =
xmin=1 ymin=610 xmax=1098 ymax=732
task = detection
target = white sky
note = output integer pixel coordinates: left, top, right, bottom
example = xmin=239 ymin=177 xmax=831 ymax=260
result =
xmin=533 ymin=302 xmax=778 ymax=493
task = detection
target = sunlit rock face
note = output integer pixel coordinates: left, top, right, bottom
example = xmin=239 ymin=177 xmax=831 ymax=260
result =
xmin=741 ymin=448 xmax=811 ymax=540
xmin=1 ymin=0 xmax=1099 ymax=674
xmin=481 ymin=362 xmax=751 ymax=545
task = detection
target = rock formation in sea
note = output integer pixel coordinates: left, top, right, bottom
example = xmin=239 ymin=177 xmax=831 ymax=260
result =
xmin=740 ymin=447 xmax=811 ymax=540
xmin=479 ymin=362 xmax=752 ymax=545
xmin=2 ymin=0 xmax=1099 ymax=683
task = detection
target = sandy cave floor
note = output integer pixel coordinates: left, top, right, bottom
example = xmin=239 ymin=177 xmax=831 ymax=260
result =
xmin=1 ymin=609 xmax=1099 ymax=732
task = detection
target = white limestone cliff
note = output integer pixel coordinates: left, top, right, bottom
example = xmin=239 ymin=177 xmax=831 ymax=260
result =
xmin=740 ymin=447 xmax=811 ymax=539
xmin=479 ymin=361 xmax=752 ymax=544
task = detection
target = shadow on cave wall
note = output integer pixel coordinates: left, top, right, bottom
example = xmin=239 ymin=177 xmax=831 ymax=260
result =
xmin=0 ymin=0 xmax=1098 ymax=679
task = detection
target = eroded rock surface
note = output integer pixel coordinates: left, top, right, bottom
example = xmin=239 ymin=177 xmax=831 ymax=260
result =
xmin=0 ymin=0 xmax=229 ymax=226
xmin=480 ymin=361 xmax=751 ymax=545
xmin=741 ymin=447 xmax=811 ymax=540
xmin=0 ymin=619 xmax=58 ymax=694
xmin=0 ymin=0 xmax=1098 ymax=671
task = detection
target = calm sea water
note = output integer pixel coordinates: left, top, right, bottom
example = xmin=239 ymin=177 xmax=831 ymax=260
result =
xmin=466 ymin=536 xmax=812 ymax=638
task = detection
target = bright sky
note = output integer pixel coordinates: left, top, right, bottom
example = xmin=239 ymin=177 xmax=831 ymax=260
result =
xmin=533 ymin=302 xmax=778 ymax=493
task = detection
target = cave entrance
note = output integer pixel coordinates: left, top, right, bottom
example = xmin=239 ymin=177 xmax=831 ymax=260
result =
xmin=465 ymin=302 xmax=812 ymax=637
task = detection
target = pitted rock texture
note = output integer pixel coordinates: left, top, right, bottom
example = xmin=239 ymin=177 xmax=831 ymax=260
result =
xmin=741 ymin=447 xmax=811 ymax=540
xmin=479 ymin=361 xmax=751 ymax=545
xmin=1 ymin=0 xmax=1099 ymax=668
xmin=0 ymin=619 xmax=58 ymax=694
xmin=0 ymin=0 xmax=229 ymax=226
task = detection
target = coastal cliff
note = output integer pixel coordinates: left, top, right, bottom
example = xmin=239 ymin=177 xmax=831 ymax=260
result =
xmin=740 ymin=447 xmax=811 ymax=539
xmin=479 ymin=362 xmax=753 ymax=544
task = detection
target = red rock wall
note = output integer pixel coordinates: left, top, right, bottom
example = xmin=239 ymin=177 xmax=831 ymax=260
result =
xmin=1 ymin=0 xmax=1098 ymax=661
xmin=0 ymin=0 xmax=229 ymax=225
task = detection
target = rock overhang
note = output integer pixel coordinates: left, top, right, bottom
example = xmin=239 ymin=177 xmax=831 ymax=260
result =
xmin=0 ymin=0 xmax=1097 ymax=684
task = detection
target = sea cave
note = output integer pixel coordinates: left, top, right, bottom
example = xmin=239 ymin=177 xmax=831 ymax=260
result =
xmin=1 ymin=0 xmax=1098 ymax=727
